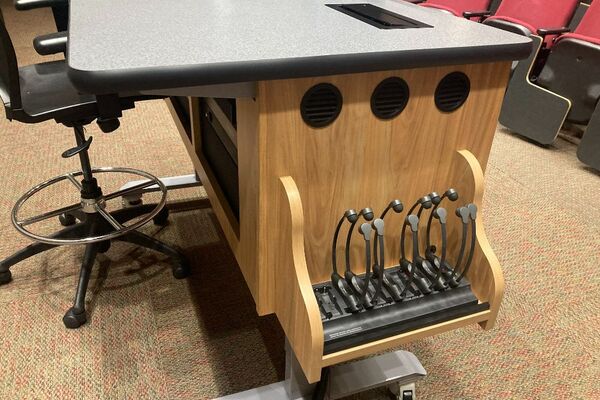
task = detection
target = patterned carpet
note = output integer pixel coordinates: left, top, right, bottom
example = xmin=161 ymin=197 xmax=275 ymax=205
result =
xmin=1 ymin=3 xmax=599 ymax=399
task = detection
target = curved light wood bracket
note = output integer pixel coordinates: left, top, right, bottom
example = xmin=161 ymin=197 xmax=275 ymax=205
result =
xmin=455 ymin=149 xmax=504 ymax=329
xmin=276 ymin=176 xmax=324 ymax=383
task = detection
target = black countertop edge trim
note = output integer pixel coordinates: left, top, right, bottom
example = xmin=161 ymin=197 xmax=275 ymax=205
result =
xmin=67 ymin=41 xmax=532 ymax=95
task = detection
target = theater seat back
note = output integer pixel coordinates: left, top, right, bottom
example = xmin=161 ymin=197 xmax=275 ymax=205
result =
xmin=422 ymin=0 xmax=491 ymax=16
xmin=488 ymin=0 xmax=579 ymax=45
xmin=495 ymin=0 xmax=579 ymax=30
xmin=564 ymin=1 xmax=600 ymax=45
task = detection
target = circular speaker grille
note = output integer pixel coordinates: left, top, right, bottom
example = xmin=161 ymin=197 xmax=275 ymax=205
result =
xmin=301 ymin=83 xmax=343 ymax=128
xmin=371 ymin=77 xmax=410 ymax=120
xmin=435 ymin=72 xmax=470 ymax=112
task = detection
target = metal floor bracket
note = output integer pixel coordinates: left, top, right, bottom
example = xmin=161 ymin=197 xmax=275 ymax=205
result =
xmin=328 ymin=351 xmax=426 ymax=399
xmin=119 ymin=173 xmax=201 ymax=204
xmin=216 ymin=341 xmax=426 ymax=400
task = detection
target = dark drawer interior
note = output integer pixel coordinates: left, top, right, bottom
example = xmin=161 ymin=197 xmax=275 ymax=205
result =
xmin=200 ymin=98 xmax=240 ymax=220
xmin=170 ymin=96 xmax=192 ymax=140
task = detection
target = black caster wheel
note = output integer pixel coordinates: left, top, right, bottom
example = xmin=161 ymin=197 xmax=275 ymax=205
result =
xmin=98 ymin=241 xmax=111 ymax=254
xmin=59 ymin=213 xmax=77 ymax=227
xmin=153 ymin=207 xmax=169 ymax=226
xmin=123 ymin=197 xmax=143 ymax=208
xmin=388 ymin=384 xmax=415 ymax=400
xmin=0 ymin=270 xmax=12 ymax=285
xmin=172 ymin=259 xmax=190 ymax=279
xmin=63 ymin=307 xmax=87 ymax=329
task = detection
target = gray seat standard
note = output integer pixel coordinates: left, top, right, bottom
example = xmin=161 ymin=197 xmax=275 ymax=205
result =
xmin=535 ymin=1 xmax=600 ymax=171
xmin=0 ymin=11 xmax=189 ymax=329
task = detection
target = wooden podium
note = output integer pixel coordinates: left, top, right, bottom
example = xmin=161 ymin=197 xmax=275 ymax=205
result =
xmin=168 ymin=60 xmax=512 ymax=383
xmin=65 ymin=0 xmax=533 ymax=393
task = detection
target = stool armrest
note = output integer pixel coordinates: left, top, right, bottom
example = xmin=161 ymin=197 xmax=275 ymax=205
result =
xmin=537 ymin=27 xmax=570 ymax=37
xmin=14 ymin=0 xmax=67 ymax=10
xmin=33 ymin=31 xmax=67 ymax=55
xmin=463 ymin=10 xmax=492 ymax=20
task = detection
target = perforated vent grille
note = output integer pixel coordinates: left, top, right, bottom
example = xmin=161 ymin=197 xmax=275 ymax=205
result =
xmin=371 ymin=77 xmax=410 ymax=119
xmin=301 ymin=83 xmax=343 ymax=128
xmin=435 ymin=72 xmax=470 ymax=112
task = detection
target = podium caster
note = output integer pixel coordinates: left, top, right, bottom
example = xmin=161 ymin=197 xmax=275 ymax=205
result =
xmin=172 ymin=260 xmax=190 ymax=279
xmin=98 ymin=241 xmax=111 ymax=254
xmin=389 ymin=383 xmax=416 ymax=400
xmin=0 ymin=270 xmax=12 ymax=285
xmin=123 ymin=196 xmax=143 ymax=208
xmin=153 ymin=207 xmax=169 ymax=226
xmin=63 ymin=307 xmax=87 ymax=329
xmin=401 ymin=391 xmax=414 ymax=400
xmin=59 ymin=213 xmax=77 ymax=226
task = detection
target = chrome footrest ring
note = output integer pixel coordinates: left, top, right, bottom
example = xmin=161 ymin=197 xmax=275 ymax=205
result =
xmin=11 ymin=167 xmax=167 ymax=245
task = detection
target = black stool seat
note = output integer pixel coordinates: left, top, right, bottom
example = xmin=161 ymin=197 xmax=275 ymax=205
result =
xmin=17 ymin=61 xmax=137 ymax=125
xmin=18 ymin=61 xmax=96 ymax=122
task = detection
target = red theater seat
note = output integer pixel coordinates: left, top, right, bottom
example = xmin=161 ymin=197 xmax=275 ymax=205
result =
xmin=556 ymin=1 xmax=600 ymax=47
xmin=485 ymin=0 xmax=580 ymax=47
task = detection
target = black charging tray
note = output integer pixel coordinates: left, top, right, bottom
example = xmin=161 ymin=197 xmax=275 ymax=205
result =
xmin=313 ymin=266 xmax=489 ymax=354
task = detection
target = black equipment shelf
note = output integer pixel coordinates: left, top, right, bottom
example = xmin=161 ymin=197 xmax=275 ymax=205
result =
xmin=313 ymin=265 xmax=488 ymax=354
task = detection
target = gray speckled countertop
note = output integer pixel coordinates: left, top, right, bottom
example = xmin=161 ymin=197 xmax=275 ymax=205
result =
xmin=67 ymin=0 xmax=531 ymax=93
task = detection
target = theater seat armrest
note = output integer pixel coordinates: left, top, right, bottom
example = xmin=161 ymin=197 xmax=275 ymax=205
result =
xmin=33 ymin=31 xmax=67 ymax=55
xmin=14 ymin=0 xmax=67 ymax=10
xmin=463 ymin=10 xmax=491 ymax=20
xmin=537 ymin=27 xmax=570 ymax=37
